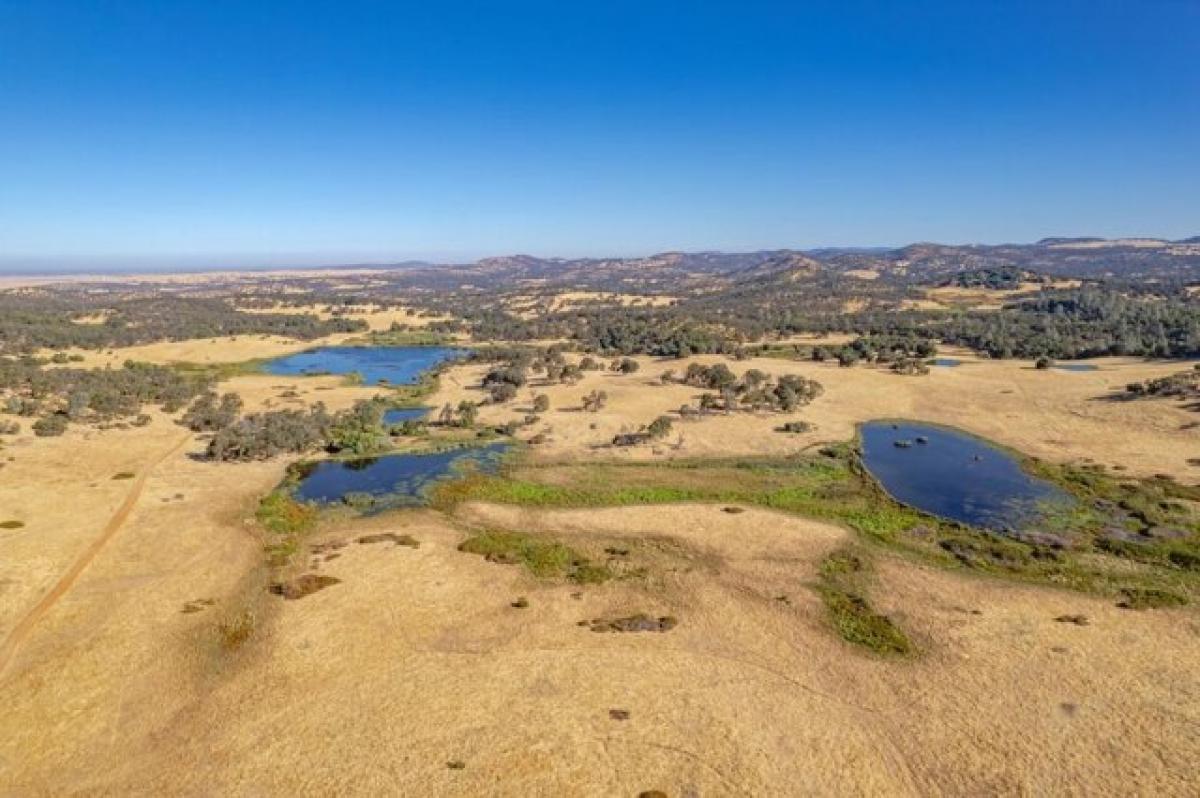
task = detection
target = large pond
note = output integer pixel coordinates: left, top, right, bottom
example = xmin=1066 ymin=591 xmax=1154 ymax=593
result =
xmin=292 ymin=443 xmax=509 ymax=507
xmin=265 ymin=346 xmax=464 ymax=385
xmin=859 ymin=421 xmax=1073 ymax=530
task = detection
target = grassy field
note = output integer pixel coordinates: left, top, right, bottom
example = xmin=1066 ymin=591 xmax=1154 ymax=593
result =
xmin=434 ymin=445 xmax=1200 ymax=604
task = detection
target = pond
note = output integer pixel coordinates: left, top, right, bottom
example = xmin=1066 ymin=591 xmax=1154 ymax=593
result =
xmin=931 ymin=358 xmax=962 ymax=367
xmin=1052 ymin=363 xmax=1099 ymax=372
xmin=383 ymin=407 xmax=430 ymax=425
xmin=292 ymin=443 xmax=509 ymax=507
xmin=265 ymin=346 xmax=464 ymax=385
xmin=859 ymin=421 xmax=1072 ymax=530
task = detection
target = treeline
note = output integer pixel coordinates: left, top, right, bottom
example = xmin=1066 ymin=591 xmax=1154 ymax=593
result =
xmin=466 ymin=285 xmax=1200 ymax=361
xmin=398 ymin=271 xmax=1200 ymax=361
xmin=943 ymin=266 xmax=1032 ymax=290
xmin=0 ymin=357 xmax=210 ymax=435
xmin=670 ymin=364 xmax=824 ymax=415
xmin=0 ymin=294 xmax=367 ymax=356
xmin=200 ymin=397 xmax=393 ymax=461
xmin=936 ymin=290 xmax=1200 ymax=359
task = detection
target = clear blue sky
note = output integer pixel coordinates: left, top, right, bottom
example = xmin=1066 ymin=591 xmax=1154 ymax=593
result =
xmin=1 ymin=1 xmax=1197 ymax=271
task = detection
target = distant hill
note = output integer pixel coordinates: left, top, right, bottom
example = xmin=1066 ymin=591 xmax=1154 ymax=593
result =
xmin=335 ymin=236 xmax=1200 ymax=292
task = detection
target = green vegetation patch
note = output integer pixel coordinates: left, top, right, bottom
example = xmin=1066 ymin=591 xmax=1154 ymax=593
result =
xmin=458 ymin=529 xmax=612 ymax=584
xmin=169 ymin=357 xmax=270 ymax=381
xmin=1116 ymin=587 xmax=1188 ymax=610
xmin=256 ymin=490 xmax=320 ymax=564
xmin=436 ymin=448 xmax=936 ymax=545
xmin=358 ymin=328 xmax=457 ymax=347
xmin=433 ymin=445 xmax=1200 ymax=604
xmin=815 ymin=547 xmax=913 ymax=656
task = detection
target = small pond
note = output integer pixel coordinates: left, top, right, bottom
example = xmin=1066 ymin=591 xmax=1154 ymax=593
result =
xmin=931 ymin=358 xmax=962 ymax=367
xmin=266 ymin=346 xmax=464 ymax=385
xmin=293 ymin=443 xmax=509 ymax=507
xmin=859 ymin=421 xmax=1073 ymax=530
xmin=1052 ymin=363 xmax=1099 ymax=372
xmin=383 ymin=407 xmax=430 ymax=425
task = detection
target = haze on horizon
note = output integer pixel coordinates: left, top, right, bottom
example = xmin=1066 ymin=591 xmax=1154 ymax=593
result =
xmin=1 ymin=0 xmax=1197 ymax=273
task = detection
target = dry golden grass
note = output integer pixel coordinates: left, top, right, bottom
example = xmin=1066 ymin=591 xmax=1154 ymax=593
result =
xmin=921 ymin=280 xmax=1081 ymax=311
xmin=2 ymin=329 xmax=1199 ymax=795
xmin=41 ymin=334 xmax=327 ymax=369
xmin=504 ymin=292 xmax=677 ymax=319
xmin=431 ymin=349 xmax=1200 ymax=479
xmin=237 ymin=302 xmax=455 ymax=331
xmin=5 ymin=497 xmax=1196 ymax=794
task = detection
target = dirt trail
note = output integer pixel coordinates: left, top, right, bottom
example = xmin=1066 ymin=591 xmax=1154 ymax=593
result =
xmin=0 ymin=433 xmax=192 ymax=679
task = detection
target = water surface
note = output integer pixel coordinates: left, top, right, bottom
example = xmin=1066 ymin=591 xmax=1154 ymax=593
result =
xmin=293 ymin=443 xmax=508 ymax=506
xmin=266 ymin=346 xmax=463 ymax=385
xmin=383 ymin=407 xmax=430 ymax=425
xmin=1052 ymin=363 xmax=1099 ymax=372
xmin=860 ymin=421 xmax=1072 ymax=530
xmin=931 ymin=358 xmax=961 ymax=367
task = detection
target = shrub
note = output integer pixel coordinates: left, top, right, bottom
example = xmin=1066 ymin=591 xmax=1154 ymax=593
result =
xmin=181 ymin=391 xmax=244 ymax=432
xmin=32 ymin=413 xmax=68 ymax=437
xmin=646 ymin=416 xmax=673 ymax=439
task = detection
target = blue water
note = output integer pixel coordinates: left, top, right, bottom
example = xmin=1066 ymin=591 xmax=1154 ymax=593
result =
xmin=383 ymin=407 xmax=430 ymax=424
xmin=293 ymin=443 xmax=509 ymax=506
xmin=1052 ymin=363 xmax=1099 ymax=372
xmin=860 ymin=421 xmax=1072 ymax=530
xmin=931 ymin=358 xmax=961 ymax=367
xmin=265 ymin=346 xmax=464 ymax=385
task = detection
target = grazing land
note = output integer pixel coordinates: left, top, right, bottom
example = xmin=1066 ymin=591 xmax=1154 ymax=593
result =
xmin=2 ymin=239 xmax=1200 ymax=795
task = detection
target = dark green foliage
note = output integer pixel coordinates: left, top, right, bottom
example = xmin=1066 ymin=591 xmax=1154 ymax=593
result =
xmin=890 ymin=357 xmax=930 ymax=375
xmin=613 ymin=357 xmax=640 ymax=374
xmin=181 ymin=391 xmax=244 ymax=432
xmin=646 ymin=416 xmax=673 ymax=439
xmin=32 ymin=413 xmax=68 ymax=436
xmin=0 ymin=358 xmax=210 ymax=430
xmin=0 ymin=294 xmax=366 ymax=356
xmin=328 ymin=400 xmax=390 ymax=455
xmin=1124 ymin=369 xmax=1200 ymax=410
xmin=816 ymin=548 xmax=912 ymax=655
xmin=1116 ymin=587 xmax=1187 ymax=610
xmin=206 ymin=405 xmax=334 ymax=461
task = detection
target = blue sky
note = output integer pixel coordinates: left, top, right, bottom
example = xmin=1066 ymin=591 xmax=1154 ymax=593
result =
xmin=1 ymin=1 xmax=1197 ymax=270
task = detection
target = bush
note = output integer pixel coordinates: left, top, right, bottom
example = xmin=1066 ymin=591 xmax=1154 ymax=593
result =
xmin=206 ymin=405 xmax=333 ymax=461
xmin=181 ymin=391 xmax=244 ymax=432
xmin=647 ymin=416 xmax=673 ymax=439
xmin=32 ymin=414 xmax=68 ymax=437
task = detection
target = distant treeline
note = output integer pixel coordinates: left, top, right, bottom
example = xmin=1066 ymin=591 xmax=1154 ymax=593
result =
xmin=0 ymin=294 xmax=367 ymax=356
xmin=428 ymin=285 xmax=1200 ymax=361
